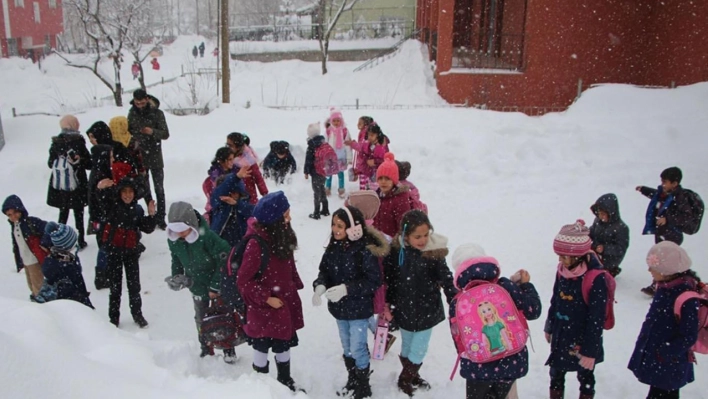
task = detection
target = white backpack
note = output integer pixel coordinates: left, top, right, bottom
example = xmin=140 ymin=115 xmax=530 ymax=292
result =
xmin=51 ymin=154 xmax=78 ymax=191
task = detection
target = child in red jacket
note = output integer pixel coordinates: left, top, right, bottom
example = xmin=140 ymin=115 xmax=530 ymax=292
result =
xmin=372 ymin=153 xmax=414 ymax=238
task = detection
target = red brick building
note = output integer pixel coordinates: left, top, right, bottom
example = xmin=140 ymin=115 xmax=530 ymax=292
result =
xmin=417 ymin=0 xmax=708 ymax=114
xmin=1 ymin=0 xmax=63 ymax=59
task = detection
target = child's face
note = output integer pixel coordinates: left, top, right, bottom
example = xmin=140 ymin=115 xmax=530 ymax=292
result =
xmin=220 ymin=155 xmax=235 ymax=170
xmin=649 ymin=268 xmax=666 ymax=282
xmin=377 ymin=176 xmax=394 ymax=193
xmin=357 ymin=118 xmax=366 ymax=130
xmin=283 ymin=209 xmax=292 ymax=224
xmin=661 ymin=179 xmax=679 ymax=193
xmin=177 ymin=229 xmax=191 ymax=239
xmin=331 ymin=215 xmax=347 ymax=241
xmin=558 ymin=255 xmax=579 ymax=268
xmin=331 ymin=118 xmax=342 ymax=128
xmin=367 ymin=131 xmax=378 ymax=144
xmin=5 ymin=209 xmax=21 ymax=223
xmin=405 ymin=224 xmax=430 ymax=250
xmin=120 ymin=187 xmax=135 ymax=204
xmin=88 ymin=133 xmax=97 ymax=146
xmin=597 ymin=210 xmax=610 ymax=223
xmin=227 ymin=140 xmax=243 ymax=156
xmin=276 ymin=152 xmax=287 ymax=159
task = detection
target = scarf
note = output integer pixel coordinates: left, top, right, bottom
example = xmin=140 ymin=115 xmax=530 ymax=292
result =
xmin=557 ymin=261 xmax=588 ymax=279
xmin=329 ymin=126 xmax=345 ymax=150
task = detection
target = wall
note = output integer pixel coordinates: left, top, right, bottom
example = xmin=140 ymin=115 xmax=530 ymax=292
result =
xmin=0 ymin=0 xmax=63 ymax=57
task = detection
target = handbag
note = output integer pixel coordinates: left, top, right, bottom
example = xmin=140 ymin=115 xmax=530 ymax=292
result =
xmin=200 ymin=299 xmax=247 ymax=349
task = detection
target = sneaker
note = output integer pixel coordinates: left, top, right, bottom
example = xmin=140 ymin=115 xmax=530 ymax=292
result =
xmin=29 ymin=294 xmax=38 ymax=303
xmin=308 ymin=213 xmax=321 ymax=220
xmin=223 ymin=348 xmax=237 ymax=364
xmin=338 ymin=188 xmax=346 ymax=199
xmin=640 ymin=284 xmax=655 ymax=296
xmin=133 ymin=314 xmax=149 ymax=328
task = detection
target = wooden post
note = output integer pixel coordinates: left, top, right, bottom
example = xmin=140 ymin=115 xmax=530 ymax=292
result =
xmin=221 ymin=0 xmax=230 ymax=103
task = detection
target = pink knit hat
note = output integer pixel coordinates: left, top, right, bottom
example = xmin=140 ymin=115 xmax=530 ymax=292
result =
xmin=553 ymin=219 xmax=592 ymax=256
xmin=646 ymin=241 xmax=692 ymax=276
xmin=329 ymin=108 xmax=344 ymax=124
xmin=376 ymin=153 xmax=399 ymax=185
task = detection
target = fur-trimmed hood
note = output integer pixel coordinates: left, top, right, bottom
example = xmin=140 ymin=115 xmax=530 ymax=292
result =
xmin=379 ymin=183 xmax=411 ymax=199
xmin=364 ymin=225 xmax=391 ymax=258
xmin=391 ymin=231 xmax=449 ymax=260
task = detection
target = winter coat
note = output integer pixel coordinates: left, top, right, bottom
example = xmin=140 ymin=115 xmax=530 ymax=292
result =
xmin=2 ymin=196 xmax=51 ymax=272
xmin=262 ymin=151 xmax=297 ymax=179
xmin=544 ymin=254 xmax=607 ymax=371
xmin=452 ymin=257 xmax=542 ymax=381
xmin=384 ymin=233 xmax=458 ymax=332
xmin=87 ymin=145 xmax=114 ymax=226
xmin=589 ymin=194 xmax=630 ymax=271
xmin=127 ymin=95 xmax=169 ymax=169
xmin=313 ymin=227 xmax=389 ymax=320
xmin=100 ymin=179 xmax=155 ymax=256
xmin=639 ymin=185 xmax=695 ymax=245
xmin=237 ymin=218 xmax=305 ymax=341
xmin=325 ymin=126 xmax=353 ymax=172
xmin=374 ymin=184 xmax=415 ymax=238
xmin=353 ymin=141 xmax=387 ymax=178
xmin=234 ymin=148 xmax=268 ymax=205
xmin=46 ymin=130 xmax=92 ymax=209
xmin=209 ymin=174 xmax=254 ymax=247
xmin=207 ymin=163 xmax=230 ymax=185
xmin=41 ymin=249 xmax=93 ymax=308
xmin=168 ymin=211 xmax=232 ymax=299
xmin=628 ymin=275 xmax=699 ymax=391
xmin=304 ymin=135 xmax=326 ymax=177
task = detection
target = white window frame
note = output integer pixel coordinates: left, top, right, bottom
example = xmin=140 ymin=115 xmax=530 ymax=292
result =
xmin=33 ymin=2 xmax=40 ymax=23
xmin=49 ymin=0 xmax=56 ymax=9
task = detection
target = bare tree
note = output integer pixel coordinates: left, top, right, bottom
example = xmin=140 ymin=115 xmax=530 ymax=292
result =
xmin=55 ymin=0 xmax=151 ymax=106
xmin=124 ymin=6 xmax=169 ymax=91
xmin=316 ymin=0 xmax=360 ymax=75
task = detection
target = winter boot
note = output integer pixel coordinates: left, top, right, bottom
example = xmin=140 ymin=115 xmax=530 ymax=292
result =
xmin=133 ymin=314 xmax=149 ymax=328
xmin=275 ymin=360 xmax=306 ymax=393
xmin=397 ymin=356 xmax=417 ymax=397
xmin=223 ymin=348 xmax=237 ymax=364
xmin=252 ymin=361 xmax=269 ymax=373
xmin=200 ymin=345 xmax=214 ymax=358
xmin=410 ymin=362 xmax=430 ymax=391
xmin=308 ymin=212 xmax=321 ymax=220
xmin=352 ymin=365 xmax=372 ymax=399
xmin=94 ymin=267 xmax=109 ymax=290
xmin=640 ymin=283 xmax=656 ymax=296
xmin=321 ymin=203 xmax=330 ymax=217
xmin=338 ymin=188 xmax=346 ymax=199
xmin=337 ymin=356 xmax=357 ymax=396
xmin=549 ymin=389 xmax=564 ymax=399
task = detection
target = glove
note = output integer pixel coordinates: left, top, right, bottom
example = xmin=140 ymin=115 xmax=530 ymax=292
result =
xmin=165 ymin=275 xmax=193 ymax=291
xmin=325 ymin=284 xmax=348 ymax=303
xmin=578 ymin=355 xmax=595 ymax=370
xmin=312 ymin=285 xmax=326 ymax=307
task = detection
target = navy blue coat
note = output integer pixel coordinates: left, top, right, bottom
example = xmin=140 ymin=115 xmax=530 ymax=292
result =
xmin=304 ymin=135 xmax=326 ymax=176
xmin=544 ymin=254 xmax=608 ymax=371
xmin=451 ymin=258 xmax=542 ymax=381
xmin=41 ymin=249 xmax=94 ymax=308
xmin=262 ymin=151 xmax=297 ymax=178
xmin=209 ymin=174 xmax=254 ymax=247
xmin=628 ymin=275 xmax=699 ymax=391
xmin=589 ymin=193 xmax=630 ymax=271
xmin=313 ymin=231 xmax=384 ymax=320
xmin=640 ymin=185 xmax=694 ymax=245
xmin=2 ymin=195 xmax=52 ymax=272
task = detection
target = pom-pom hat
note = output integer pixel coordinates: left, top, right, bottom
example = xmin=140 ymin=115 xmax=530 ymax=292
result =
xmin=553 ymin=219 xmax=592 ymax=256
xmin=376 ymin=153 xmax=400 ymax=185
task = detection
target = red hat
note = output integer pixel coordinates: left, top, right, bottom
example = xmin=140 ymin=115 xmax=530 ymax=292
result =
xmin=376 ymin=153 xmax=399 ymax=185
xmin=553 ymin=219 xmax=592 ymax=256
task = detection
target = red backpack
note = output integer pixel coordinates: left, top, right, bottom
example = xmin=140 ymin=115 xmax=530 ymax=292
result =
xmin=581 ymin=269 xmax=616 ymax=330
xmin=314 ymin=143 xmax=340 ymax=177
xmin=673 ymin=282 xmax=708 ymax=355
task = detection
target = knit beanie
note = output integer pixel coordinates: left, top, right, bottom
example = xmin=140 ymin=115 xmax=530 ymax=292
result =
xmin=646 ymin=241 xmax=692 ymax=276
xmin=346 ymin=190 xmax=380 ymax=220
xmin=376 ymin=153 xmax=399 ymax=185
xmin=45 ymin=222 xmax=78 ymax=251
xmin=553 ymin=219 xmax=592 ymax=256
xmin=307 ymin=122 xmax=321 ymax=138
xmin=329 ymin=108 xmax=344 ymax=124
xmin=253 ymin=191 xmax=290 ymax=225
xmin=59 ymin=115 xmax=80 ymax=131
xmin=451 ymin=243 xmax=487 ymax=271
xmin=109 ymin=116 xmax=131 ymax=147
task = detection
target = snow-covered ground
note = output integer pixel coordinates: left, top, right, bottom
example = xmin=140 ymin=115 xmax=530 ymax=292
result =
xmin=0 ymin=39 xmax=707 ymax=399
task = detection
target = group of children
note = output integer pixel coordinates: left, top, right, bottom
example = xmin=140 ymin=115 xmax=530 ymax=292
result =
xmin=6 ymin=109 xmax=705 ymax=399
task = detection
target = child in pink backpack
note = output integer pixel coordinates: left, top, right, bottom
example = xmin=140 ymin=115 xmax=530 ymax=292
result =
xmin=449 ymin=243 xmax=542 ymax=398
xmin=628 ymin=241 xmax=701 ymax=399
xmin=325 ymin=109 xmax=352 ymax=198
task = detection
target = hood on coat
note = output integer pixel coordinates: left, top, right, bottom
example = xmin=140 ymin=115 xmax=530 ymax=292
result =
xmin=391 ymin=231 xmax=449 ymax=260
xmin=115 ymin=177 xmax=140 ymax=204
xmin=364 ymin=225 xmax=391 ymax=258
xmin=2 ymin=195 xmax=27 ymax=218
xmin=86 ymin=121 xmax=113 ymax=146
xmin=52 ymin=132 xmax=85 ymax=145
xmin=453 ymin=256 xmax=501 ymax=290
xmin=212 ymin=174 xmax=249 ymax=201
xmin=307 ymin=135 xmax=326 ymax=148
xmin=168 ymin=202 xmax=199 ymax=228
xmin=379 ymin=183 xmax=411 ymax=199
xmin=91 ymin=144 xmax=113 ymax=179
xmin=590 ymin=193 xmax=621 ymax=223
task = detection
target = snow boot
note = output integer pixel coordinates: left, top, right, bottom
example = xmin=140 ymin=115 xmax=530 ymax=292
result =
xmin=337 ymin=356 xmax=357 ymax=396
xmin=549 ymin=389 xmax=564 ymax=399
xmin=321 ymin=203 xmax=330 ymax=217
xmin=133 ymin=314 xmax=149 ymax=328
xmin=308 ymin=213 xmax=321 ymax=220
xmin=338 ymin=188 xmax=346 ymax=199
xmin=253 ymin=361 xmax=269 ymax=374
xmin=640 ymin=283 xmax=656 ymax=296
xmin=397 ymin=356 xmax=417 ymax=397
xmin=410 ymin=362 xmax=430 ymax=391
xmin=275 ymin=360 xmax=306 ymax=393
xmin=353 ymin=365 xmax=372 ymax=399
xmin=223 ymin=348 xmax=237 ymax=364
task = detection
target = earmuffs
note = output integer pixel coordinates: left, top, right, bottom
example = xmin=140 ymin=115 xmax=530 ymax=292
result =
xmin=342 ymin=207 xmax=363 ymax=241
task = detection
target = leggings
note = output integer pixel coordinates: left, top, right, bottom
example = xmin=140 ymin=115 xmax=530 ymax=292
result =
xmin=325 ymin=171 xmax=345 ymax=190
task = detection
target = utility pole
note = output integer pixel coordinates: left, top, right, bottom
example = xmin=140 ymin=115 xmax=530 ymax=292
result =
xmin=195 ymin=0 xmax=200 ymax=35
xmin=221 ymin=0 xmax=230 ymax=103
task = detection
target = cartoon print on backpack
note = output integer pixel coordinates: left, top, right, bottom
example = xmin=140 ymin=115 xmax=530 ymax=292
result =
xmin=478 ymin=301 xmax=512 ymax=356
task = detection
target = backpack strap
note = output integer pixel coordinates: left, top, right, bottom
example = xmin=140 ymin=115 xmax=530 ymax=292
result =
xmin=581 ymin=269 xmax=604 ymax=305
xmin=449 ymin=353 xmax=462 ymax=381
xmin=673 ymin=291 xmax=701 ymax=319
xmin=228 ymin=235 xmax=270 ymax=279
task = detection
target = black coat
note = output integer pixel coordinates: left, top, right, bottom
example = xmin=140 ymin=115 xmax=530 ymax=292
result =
xmin=384 ymin=235 xmax=458 ymax=332
xmin=304 ymin=135 xmax=326 ymax=176
xmin=87 ymin=145 xmax=114 ymax=225
xmin=313 ymin=227 xmax=388 ymax=320
xmin=100 ymin=179 xmax=155 ymax=255
xmin=46 ymin=130 xmax=92 ymax=209
xmin=127 ymin=96 xmax=169 ymax=169
xmin=589 ymin=193 xmax=630 ymax=271
xmin=42 ymin=249 xmax=94 ymax=308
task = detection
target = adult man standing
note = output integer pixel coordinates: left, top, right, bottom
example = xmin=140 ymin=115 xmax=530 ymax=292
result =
xmin=128 ymin=89 xmax=169 ymax=229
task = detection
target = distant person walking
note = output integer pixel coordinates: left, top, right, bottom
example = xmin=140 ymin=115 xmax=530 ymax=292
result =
xmin=127 ymin=89 xmax=170 ymax=229
xmin=199 ymin=42 xmax=205 ymax=58
xmin=192 ymin=46 xmax=198 ymax=59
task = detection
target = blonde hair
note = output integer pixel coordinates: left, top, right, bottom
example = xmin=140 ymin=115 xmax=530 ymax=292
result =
xmin=477 ymin=301 xmax=506 ymax=327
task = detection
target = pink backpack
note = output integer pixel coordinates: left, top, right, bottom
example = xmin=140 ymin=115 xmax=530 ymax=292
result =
xmin=673 ymin=283 xmax=708 ymax=355
xmin=581 ymin=269 xmax=616 ymax=330
xmin=449 ymin=278 xmax=529 ymax=380
xmin=314 ymin=143 xmax=340 ymax=176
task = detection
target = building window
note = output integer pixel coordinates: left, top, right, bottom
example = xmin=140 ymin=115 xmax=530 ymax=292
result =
xmin=7 ymin=38 xmax=19 ymax=56
xmin=49 ymin=0 xmax=56 ymax=9
xmin=451 ymin=0 xmax=528 ymax=71
xmin=14 ymin=0 xmax=25 ymax=8
xmin=33 ymin=2 xmax=40 ymax=22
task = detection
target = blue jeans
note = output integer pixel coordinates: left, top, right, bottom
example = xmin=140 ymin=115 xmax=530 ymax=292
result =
xmin=336 ymin=319 xmax=370 ymax=369
xmin=325 ymin=171 xmax=345 ymax=190
xmin=400 ymin=328 xmax=432 ymax=365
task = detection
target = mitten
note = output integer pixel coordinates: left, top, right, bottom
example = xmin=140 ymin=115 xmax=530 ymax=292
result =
xmin=174 ymin=274 xmax=194 ymax=289
xmin=578 ymin=355 xmax=595 ymax=370
xmin=312 ymin=285 xmax=326 ymax=306
xmin=325 ymin=284 xmax=348 ymax=303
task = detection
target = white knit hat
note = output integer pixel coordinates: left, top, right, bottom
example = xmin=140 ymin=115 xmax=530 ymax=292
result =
xmin=451 ymin=243 xmax=486 ymax=271
xmin=307 ymin=122 xmax=320 ymax=138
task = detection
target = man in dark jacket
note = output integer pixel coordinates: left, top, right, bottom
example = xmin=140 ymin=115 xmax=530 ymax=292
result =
xmin=589 ymin=193 xmax=630 ymax=277
xmin=127 ymin=89 xmax=169 ymax=229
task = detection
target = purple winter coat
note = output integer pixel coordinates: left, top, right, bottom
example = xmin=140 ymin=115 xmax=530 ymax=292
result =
xmin=237 ymin=218 xmax=305 ymax=341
